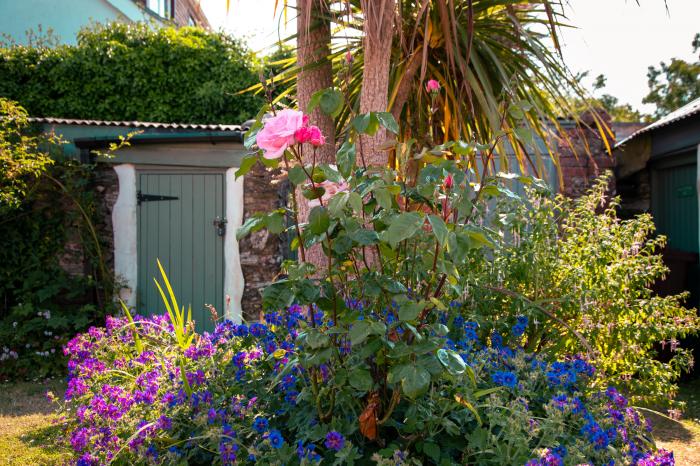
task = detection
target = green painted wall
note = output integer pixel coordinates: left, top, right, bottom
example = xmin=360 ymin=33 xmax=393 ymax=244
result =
xmin=0 ymin=0 xmax=156 ymax=45
xmin=652 ymin=158 xmax=699 ymax=253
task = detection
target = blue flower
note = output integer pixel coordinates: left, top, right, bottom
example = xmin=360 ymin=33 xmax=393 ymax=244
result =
xmin=491 ymin=370 xmax=518 ymax=388
xmin=252 ymin=417 xmax=269 ymax=433
xmin=268 ymin=429 xmax=284 ymax=449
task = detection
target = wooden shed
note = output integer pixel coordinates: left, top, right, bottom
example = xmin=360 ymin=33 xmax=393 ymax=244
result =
xmin=615 ymin=97 xmax=700 ymax=306
xmin=32 ymin=117 xmax=285 ymax=329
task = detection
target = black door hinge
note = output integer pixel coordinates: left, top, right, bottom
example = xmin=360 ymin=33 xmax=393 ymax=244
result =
xmin=137 ymin=191 xmax=179 ymax=205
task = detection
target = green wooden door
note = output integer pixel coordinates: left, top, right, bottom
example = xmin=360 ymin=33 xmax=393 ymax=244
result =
xmin=137 ymin=172 xmax=225 ymax=332
xmin=652 ymin=161 xmax=698 ymax=253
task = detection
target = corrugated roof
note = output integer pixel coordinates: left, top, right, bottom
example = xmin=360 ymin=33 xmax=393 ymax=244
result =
xmin=615 ymin=96 xmax=700 ymax=147
xmin=29 ymin=117 xmax=243 ymax=132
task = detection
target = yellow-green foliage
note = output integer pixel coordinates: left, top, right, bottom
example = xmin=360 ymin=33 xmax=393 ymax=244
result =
xmin=473 ymin=176 xmax=699 ymax=407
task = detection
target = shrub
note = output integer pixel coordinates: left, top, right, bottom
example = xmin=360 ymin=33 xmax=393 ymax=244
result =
xmin=56 ymin=96 xmax=693 ymax=464
xmin=464 ymin=178 xmax=699 ymax=407
xmin=0 ymin=23 xmax=263 ymax=124
xmin=0 ymin=100 xmax=112 ymax=380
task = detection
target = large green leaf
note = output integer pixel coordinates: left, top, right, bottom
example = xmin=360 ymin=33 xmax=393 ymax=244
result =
xmin=308 ymin=206 xmax=330 ymax=235
xmin=382 ymin=212 xmax=424 ymax=248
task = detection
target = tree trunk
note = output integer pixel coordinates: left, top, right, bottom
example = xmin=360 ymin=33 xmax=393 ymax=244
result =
xmin=359 ymin=0 xmax=396 ymax=167
xmin=296 ymin=0 xmax=335 ymax=268
xmin=297 ymin=0 xmax=335 ymax=163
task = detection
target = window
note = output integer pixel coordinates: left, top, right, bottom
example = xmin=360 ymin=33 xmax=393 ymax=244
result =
xmin=146 ymin=0 xmax=172 ymax=18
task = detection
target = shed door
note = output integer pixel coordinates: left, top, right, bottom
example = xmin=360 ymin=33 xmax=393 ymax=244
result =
xmin=652 ymin=162 xmax=698 ymax=253
xmin=137 ymin=172 xmax=225 ymax=332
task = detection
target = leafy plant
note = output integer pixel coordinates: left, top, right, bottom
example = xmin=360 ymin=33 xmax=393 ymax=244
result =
xmin=0 ymin=23 xmax=263 ymax=124
xmin=0 ymin=100 xmax=114 ymax=380
xmin=0 ymin=98 xmax=54 ymax=213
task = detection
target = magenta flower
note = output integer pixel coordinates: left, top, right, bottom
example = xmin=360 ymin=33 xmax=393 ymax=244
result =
xmin=256 ymin=109 xmax=306 ymax=159
xmin=426 ymin=79 xmax=441 ymax=93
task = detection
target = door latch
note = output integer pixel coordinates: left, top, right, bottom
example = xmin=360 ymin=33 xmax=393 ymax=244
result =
xmin=213 ymin=216 xmax=227 ymax=236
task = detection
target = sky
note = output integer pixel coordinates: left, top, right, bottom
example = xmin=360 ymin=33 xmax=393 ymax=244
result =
xmin=200 ymin=0 xmax=700 ymax=114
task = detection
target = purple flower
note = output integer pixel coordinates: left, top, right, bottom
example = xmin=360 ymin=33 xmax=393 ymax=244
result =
xmin=70 ymin=427 xmax=90 ymax=452
xmin=325 ymin=431 xmax=345 ymax=451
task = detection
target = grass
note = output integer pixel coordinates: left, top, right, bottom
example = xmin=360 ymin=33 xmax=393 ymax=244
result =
xmin=0 ymin=379 xmax=698 ymax=465
xmin=0 ymin=380 xmax=69 ymax=466
xmin=647 ymin=378 xmax=700 ymax=466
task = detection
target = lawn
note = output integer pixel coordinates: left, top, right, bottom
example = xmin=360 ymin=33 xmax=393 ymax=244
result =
xmin=0 ymin=379 xmax=698 ymax=465
xmin=0 ymin=380 xmax=69 ymax=466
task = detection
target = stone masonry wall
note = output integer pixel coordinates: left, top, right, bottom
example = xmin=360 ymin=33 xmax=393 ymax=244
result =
xmin=239 ymin=164 xmax=286 ymax=321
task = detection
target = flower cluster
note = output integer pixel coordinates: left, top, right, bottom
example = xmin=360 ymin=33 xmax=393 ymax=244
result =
xmin=56 ymin=305 xmax=673 ymax=466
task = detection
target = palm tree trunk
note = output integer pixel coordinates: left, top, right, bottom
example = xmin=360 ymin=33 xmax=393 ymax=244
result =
xmin=359 ymin=0 xmax=395 ymax=167
xmin=296 ymin=0 xmax=335 ymax=267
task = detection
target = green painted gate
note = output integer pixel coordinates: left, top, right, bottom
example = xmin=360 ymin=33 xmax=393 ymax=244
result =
xmin=651 ymin=158 xmax=698 ymax=253
xmin=137 ymin=171 xmax=225 ymax=332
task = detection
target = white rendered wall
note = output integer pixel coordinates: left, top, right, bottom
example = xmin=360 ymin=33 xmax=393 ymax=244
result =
xmin=112 ymin=164 xmax=138 ymax=307
xmin=224 ymin=170 xmax=245 ymax=322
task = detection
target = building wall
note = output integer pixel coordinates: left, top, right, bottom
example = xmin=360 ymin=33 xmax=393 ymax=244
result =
xmin=556 ymin=113 xmax=618 ymax=198
xmin=0 ymin=0 xmax=154 ymax=45
xmin=172 ymin=0 xmax=210 ymax=28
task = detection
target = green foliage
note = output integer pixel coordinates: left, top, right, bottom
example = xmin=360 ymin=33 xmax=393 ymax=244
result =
xmin=0 ymin=101 xmax=113 ymax=380
xmin=0 ymin=98 xmax=54 ymax=213
xmin=0 ymin=22 xmax=263 ymax=123
xmin=469 ymin=176 xmax=699 ymax=407
xmin=643 ymin=33 xmax=700 ymax=118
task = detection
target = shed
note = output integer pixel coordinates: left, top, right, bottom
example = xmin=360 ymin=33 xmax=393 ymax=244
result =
xmin=614 ymin=97 xmax=700 ymax=305
xmin=32 ymin=117 xmax=285 ymax=329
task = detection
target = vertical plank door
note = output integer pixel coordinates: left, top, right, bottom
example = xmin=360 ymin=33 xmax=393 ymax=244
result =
xmin=137 ymin=172 xmax=225 ymax=332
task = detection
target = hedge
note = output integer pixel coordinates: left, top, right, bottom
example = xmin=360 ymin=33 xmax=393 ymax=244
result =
xmin=0 ymin=22 xmax=264 ymax=124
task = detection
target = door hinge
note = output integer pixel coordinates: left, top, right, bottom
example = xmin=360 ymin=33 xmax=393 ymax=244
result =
xmin=137 ymin=191 xmax=179 ymax=205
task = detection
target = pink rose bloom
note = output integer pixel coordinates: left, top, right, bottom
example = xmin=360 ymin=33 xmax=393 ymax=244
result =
xmin=426 ymin=79 xmax=441 ymax=93
xmin=444 ymin=174 xmax=454 ymax=190
xmin=295 ymin=125 xmax=325 ymax=147
xmin=308 ymin=126 xmax=325 ymax=147
xmin=308 ymin=180 xmax=349 ymax=208
xmin=256 ymin=109 xmax=306 ymax=159
xmin=294 ymin=126 xmax=311 ymax=144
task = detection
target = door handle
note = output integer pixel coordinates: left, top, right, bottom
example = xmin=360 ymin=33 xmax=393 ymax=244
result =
xmin=213 ymin=216 xmax=227 ymax=236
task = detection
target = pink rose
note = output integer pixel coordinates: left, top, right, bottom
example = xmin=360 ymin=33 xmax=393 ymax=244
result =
xmin=256 ymin=109 xmax=306 ymax=159
xmin=308 ymin=126 xmax=325 ymax=147
xmin=444 ymin=174 xmax=454 ymax=190
xmin=426 ymin=79 xmax=441 ymax=94
xmin=295 ymin=125 xmax=325 ymax=147
xmin=294 ymin=126 xmax=311 ymax=144
xmin=308 ymin=180 xmax=349 ymax=208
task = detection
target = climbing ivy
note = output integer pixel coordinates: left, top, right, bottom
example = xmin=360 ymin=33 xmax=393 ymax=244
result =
xmin=0 ymin=100 xmax=114 ymax=380
xmin=0 ymin=22 xmax=264 ymax=124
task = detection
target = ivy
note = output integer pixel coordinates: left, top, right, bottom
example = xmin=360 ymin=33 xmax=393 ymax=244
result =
xmin=0 ymin=23 xmax=264 ymax=124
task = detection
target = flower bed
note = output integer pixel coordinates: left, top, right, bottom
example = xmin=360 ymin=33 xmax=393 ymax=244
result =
xmin=57 ymin=309 xmax=673 ymax=465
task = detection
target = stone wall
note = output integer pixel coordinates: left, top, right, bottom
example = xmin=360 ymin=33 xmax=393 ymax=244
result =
xmin=239 ymin=164 xmax=287 ymax=321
